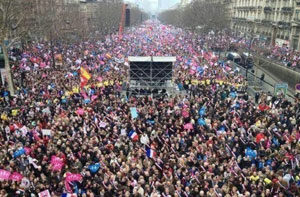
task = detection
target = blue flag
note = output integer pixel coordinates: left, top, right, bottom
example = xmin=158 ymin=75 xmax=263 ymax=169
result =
xmin=199 ymin=107 xmax=206 ymax=116
xmin=197 ymin=67 xmax=204 ymax=75
xmin=178 ymin=83 xmax=183 ymax=91
xmin=198 ymin=118 xmax=206 ymax=126
xmin=229 ymin=91 xmax=237 ymax=99
xmin=88 ymin=163 xmax=101 ymax=173
xmin=84 ymin=99 xmax=91 ymax=104
xmin=146 ymin=120 xmax=155 ymax=125
xmin=245 ymin=147 xmax=257 ymax=159
xmin=14 ymin=148 xmax=25 ymax=158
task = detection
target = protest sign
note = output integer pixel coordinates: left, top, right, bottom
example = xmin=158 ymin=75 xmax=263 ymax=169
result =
xmin=38 ymin=190 xmax=51 ymax=197
xmin=42 ymin=129 xmax=52 ymax=136
xmin=10 ymin=172 xmax=23 ymax=181
xmin=274 ymin=83 xmax=288 ymax=97
xmin=130 ymin=107 xmax=138 ymax=119
xmin=0 ymin=170 xmax=11 ymax=180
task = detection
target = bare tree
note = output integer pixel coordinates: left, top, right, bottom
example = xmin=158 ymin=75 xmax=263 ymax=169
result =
xmin=159 ymin=0 xmax=229 ymax=32
xmin=0 ymin=0 xmax=34 ymax=95
xmin=130 ymin=6 xmax=149 ymax=27
xmin=0 ymin=0 xmax=147 ymax=95
xmin=159 ymin=8 xmax=183 ymax=27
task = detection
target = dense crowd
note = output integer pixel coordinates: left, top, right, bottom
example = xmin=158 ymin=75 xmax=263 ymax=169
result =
xmin=228 ymin=34 xmax=300 ymax=70
xmin=0 ymin=21 xmax=299 ymax=197
xmin=202 ymin=30 xmax=300 ymax=70
xmin=253 ymin=43 xmax=300 ymax=69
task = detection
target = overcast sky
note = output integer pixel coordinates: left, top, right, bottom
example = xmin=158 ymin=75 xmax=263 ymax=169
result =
xmin=126 ymin=0 xmax=180 ymax=13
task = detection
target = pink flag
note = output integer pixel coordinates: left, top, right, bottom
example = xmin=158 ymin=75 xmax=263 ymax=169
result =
xmin=184 ymin=123 xmax=193 ymax=130
xmin=100 ymin=61 xmax=105 ymax=65
xmin=225 ymin=66 xmax=232 ymax=71
xmin=51 ymin=155 xmax=63 ymax=163
xmin=0 ymin=170 xmax=11 ymax=180
xmin=65 ymin=173 xmax=82 ymax=193
xmin=40 ymin=62 xmax=46 ymax=68
xmin=24 ymin=147 xmax=31 ymax=155
xmin=10 ymin=172 xmax=23 ymax=181
xmin=97 ymin=76 xmax=103 ymax=82
xmin=32 ymin=130 xmax=41 ymax=141
xmin=81 ymin=91 xmax=89 ymax=100
xmin=91 ymin=95 xmax=98 ymax=101
xmin=76 ymin=108 xmax=85 ymax=116
xmin=19 ymin=63 xmax=25 ymax=69
xmin=52 ymin=162 xmax=64 ymax=171
xmin=65 ymin=173 xmax=82 ymax=182
xmin=189 ymin=69 xmax=196 ymax=75
xmin=51 ymin=156 xmax=64 ymax=171
xmin=38 ymin=189 xmax=51 ymax=197
xmin=182 ymin=110 xmax=189 ymax=118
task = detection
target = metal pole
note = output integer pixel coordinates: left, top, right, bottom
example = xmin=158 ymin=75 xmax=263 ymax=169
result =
xmin=246 ymin=35 xmax=253 ymax=79
xmin=150 ymin=56 xmax=153 ymax=98
xmin=50 ymin=0 xmax=56 ymax=68
xmin=50 ymin=31 xmax=55 ymax=68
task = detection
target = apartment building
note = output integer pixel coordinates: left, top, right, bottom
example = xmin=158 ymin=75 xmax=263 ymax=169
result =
xmin=231 ymin=0 xmax=300 ymax=50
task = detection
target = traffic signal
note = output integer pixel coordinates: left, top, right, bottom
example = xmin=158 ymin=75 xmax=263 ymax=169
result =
xmin=0 ymin=54 xmax=4 ymax=69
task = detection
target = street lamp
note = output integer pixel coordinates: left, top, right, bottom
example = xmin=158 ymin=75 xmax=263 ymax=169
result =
xmin=246 ymin=34 xmax=254 ymax=79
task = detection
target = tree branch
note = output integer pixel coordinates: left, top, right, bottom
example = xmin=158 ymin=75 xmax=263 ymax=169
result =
xmin=0 ymin=3 xmax=4 ymax=14
xmin=7 ymin=36 xmax=20 ymax=48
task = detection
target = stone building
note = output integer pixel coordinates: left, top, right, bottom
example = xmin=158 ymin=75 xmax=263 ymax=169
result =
xmin=231 ymin=0 xmax=300 ymax=50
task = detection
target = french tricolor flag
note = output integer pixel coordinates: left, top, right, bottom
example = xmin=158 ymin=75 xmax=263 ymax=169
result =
xmin=128 ymin=130 xmax=139 ymax=141
xmin=146 ymin=147 xmax=156 ymax=158
xmin=61 ymin=194 xmax=77 ymax=197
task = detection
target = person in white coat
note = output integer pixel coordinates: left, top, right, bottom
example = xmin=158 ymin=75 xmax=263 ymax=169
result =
xmin=140 ymin=133 xmax=149 ymax=145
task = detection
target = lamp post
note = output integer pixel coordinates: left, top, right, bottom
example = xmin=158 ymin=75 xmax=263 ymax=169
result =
xmin=246 ymin=33 xmax=254 ymax=79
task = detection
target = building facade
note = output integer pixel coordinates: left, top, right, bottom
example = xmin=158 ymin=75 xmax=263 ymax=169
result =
xmin=231 ymin=0 xmax=300 ymax=50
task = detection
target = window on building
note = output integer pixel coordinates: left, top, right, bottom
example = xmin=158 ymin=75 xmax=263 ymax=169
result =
xmin=295 ymin=10 xmax=300 ymax=21
xmin=296 ymin=27 xmax=300 ymax=34
xmin=292 ymin=39 xmax=298 ymax=50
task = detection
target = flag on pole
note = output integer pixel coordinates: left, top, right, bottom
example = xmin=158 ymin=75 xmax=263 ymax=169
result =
xmin=80 ymin=67 xmax=91 ymax=88
xmin=146 ymin=147 xmax=156 ymax=158
xmin=128 ymin=130 xmax=139 ymax=141
xmin=80 ymin=67 xmax=91 ymax=80
xmin=61 ymin=193 xmax=78 ymax=197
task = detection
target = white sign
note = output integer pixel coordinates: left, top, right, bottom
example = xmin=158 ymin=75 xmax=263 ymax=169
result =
xmin=38 ymin=190 xmax=51 ymax=197
xmin=42 ymin=129 xmax=52 ymax=136
xmin=0 ymin=69 xmax=7 ymax=85
xmin=275 ymin=38 xmax=290 ymax=48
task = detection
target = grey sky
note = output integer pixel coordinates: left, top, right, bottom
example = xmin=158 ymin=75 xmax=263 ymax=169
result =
xmin=126 ymin=0 xmax=180 ymax=13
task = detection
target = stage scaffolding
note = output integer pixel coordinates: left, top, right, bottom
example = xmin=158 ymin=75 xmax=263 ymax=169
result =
xmin=128 ymin=56 xmax=176 ymax=97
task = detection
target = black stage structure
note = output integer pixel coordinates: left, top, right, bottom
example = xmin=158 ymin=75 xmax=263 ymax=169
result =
xmin=128 ymin=56 xmax=176 ymax=97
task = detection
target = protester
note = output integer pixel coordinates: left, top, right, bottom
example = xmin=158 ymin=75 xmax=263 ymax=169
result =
xmin=0 ymin=21 xmax=299 ymax=197
xmin=227 ymin=33 xmax=300 ymax=70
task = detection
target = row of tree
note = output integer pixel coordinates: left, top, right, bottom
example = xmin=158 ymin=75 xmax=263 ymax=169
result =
xmin=0 ymin=0 xmax=148 ymax=94
xmin=159 ymin=0 xmax=229 ymax=32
